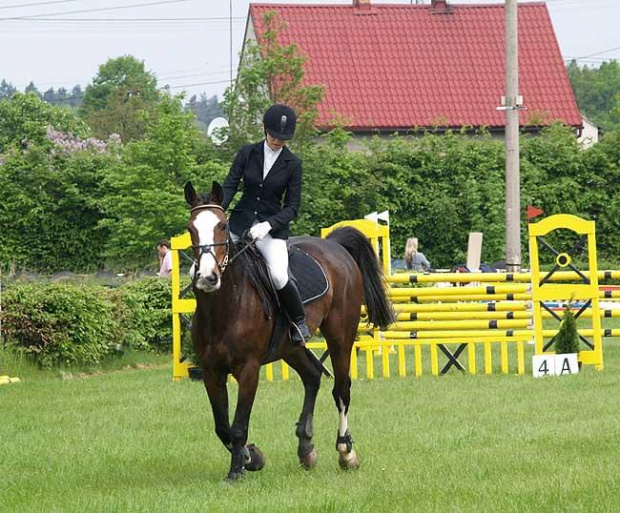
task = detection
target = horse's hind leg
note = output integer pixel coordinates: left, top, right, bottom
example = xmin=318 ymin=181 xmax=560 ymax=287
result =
xmin=284 ymin=349 xmax=322 ymax=469
xmin=322 ymin=316 xmax=361 ymax=471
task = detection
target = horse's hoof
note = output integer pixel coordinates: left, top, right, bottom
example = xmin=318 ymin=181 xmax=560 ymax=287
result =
xmin=225 ymin=470 xmax=245 ymax=483
xmin=338 ymin=449 xmax=360 ymax=471
xmin=299 ymin=448 xmax=318 ymax=470
xmin=245 ymin=444 xmax=266 ymax=472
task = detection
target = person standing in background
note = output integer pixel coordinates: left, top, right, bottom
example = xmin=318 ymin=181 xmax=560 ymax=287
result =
xmin=404 ymin=237 xmax=431 ymax=272
xmin=157 ymin=240 xmax=172 ymax=277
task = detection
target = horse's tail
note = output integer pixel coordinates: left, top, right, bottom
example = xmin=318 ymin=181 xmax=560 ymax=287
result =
xmin=327 ymin=227 xmax=395 ymax=329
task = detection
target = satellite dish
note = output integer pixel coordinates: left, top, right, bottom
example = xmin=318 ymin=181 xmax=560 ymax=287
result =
xmin=207 ymin=117 xmax=229 ymax=146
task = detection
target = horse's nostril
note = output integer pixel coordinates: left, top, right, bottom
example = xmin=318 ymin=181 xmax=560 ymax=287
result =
xmin=206 ymin=274 xmax=218 ymax=285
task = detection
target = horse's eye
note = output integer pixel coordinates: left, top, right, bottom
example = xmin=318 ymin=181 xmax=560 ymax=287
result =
xmin=220 ymin=223 xmax=228 ymax=231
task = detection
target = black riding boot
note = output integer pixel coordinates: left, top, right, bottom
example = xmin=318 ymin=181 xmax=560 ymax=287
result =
xmin=277 ymin=280 xmax=312 ymax=346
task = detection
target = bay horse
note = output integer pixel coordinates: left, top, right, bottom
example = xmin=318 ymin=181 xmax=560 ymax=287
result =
xmin=184 ymin=181 xmax=393 ymax=481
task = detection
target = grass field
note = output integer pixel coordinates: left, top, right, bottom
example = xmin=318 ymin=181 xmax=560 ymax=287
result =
xmin=2 ymin=345 xmax=620 ymax=513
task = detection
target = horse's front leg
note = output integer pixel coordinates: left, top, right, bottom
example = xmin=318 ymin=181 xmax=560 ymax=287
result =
xmin=227 ymin=361 xmax=261 ymax=482
xmin=203 ymin=369 xmax=232 ymax=451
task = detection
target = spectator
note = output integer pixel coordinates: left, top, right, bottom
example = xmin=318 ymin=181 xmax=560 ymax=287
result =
xmin=404 ymin=237 xmax=431 ymax=272
xmin=157 ymin=240 xmax=172 ymax=277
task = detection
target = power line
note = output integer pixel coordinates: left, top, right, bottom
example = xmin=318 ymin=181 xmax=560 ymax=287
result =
xmin=162 ymin=79 xmax=233 ymax=90
xmin=547 ymin=0 xmax=617 ymax=4
xmin=10 ymin=66 xmax=234 ymax=89
xmin=564 ymin=56 xmax=616 ymax=64
xmin=547 ymin=0 xmax=619 ymax=10
xmin=0 ymin=0 xmax=189 ymax=20
xmin=574 ymin=45 xmax=620 ymax=60
xmin=0 ymin=0 xmax=84 ymax=10
xmin=15 ymin=78 xmax=232 ymax=96
xmin=0 ymin=16 xmax=246 ymax=23
xmin=156 ymin=70 xmax=233 ymax=81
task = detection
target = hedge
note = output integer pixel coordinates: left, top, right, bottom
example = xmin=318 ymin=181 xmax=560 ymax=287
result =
xmin=0 ymin=278 xmax=172 ymax=368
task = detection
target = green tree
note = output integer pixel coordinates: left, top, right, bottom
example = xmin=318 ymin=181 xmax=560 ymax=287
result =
xmin=80 ymin=56 xmax=160 ymax=142
xmin=0 ymin=79 xmax=16 ymax=99
xmin=98 ymin=94 xmax=226 ymax=268
xmin=70 ymin=84 xmax=84 ymax=108
xmin=567 ymin=60 xmax=620 ymax=131
xmin=0 ymin=92 xmax=86 ymax=153
xmin=221 ymin=10 xmax=324 ymax=151
xmin=24 ymin=81 xmax=40 ymax=97
xmin=186 ymin=93 xmax=223 ymax=132
xmin=0 ymin=140 xmax=113 ymax=272
xmin=40 ymin=84 xmax=84 ymax=109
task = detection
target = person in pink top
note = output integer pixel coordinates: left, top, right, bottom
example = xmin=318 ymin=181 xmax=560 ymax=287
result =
xmin=157 ymin=240 xmax=172 ymax=277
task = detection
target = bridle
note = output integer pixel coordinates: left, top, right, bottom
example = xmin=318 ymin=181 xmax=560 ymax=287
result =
xmin=190 ymin=204 xmax=230 ymax=273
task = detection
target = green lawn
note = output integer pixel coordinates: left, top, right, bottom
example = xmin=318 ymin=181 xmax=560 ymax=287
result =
xmin=2 ymin=346 xmax=620 ymax=512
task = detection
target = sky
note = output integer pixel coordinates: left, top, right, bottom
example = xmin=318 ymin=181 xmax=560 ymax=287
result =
xmin=1 ymin=0 xmax=619 ymax=100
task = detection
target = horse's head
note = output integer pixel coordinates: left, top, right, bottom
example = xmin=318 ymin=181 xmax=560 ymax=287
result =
xmin=185 ymin=181 xmax=229 ymax=293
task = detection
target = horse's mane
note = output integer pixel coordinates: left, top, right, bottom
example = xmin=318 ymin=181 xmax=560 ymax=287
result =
xmin=229 ymin=239 xmax=277 ymax=319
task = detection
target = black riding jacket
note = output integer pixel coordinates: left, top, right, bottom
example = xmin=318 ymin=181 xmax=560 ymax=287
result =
xmin=221 ymin=141 xmax=302 ymax=240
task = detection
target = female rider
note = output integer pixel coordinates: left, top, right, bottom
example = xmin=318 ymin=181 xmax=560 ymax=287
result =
xmin=221 ymin=104 xmax=311 ymax=346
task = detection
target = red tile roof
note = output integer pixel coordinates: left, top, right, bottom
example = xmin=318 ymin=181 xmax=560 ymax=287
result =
xmin=249 ymin=2 xmax=582 ymax=131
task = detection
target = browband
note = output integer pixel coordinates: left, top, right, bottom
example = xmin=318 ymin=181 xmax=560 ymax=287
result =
xmin=191 ymin=204 xmax=226 ymax=214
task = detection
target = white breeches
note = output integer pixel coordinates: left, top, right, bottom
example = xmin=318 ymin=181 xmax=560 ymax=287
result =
xmin=231 ymin=231 xmax=289 ymax=290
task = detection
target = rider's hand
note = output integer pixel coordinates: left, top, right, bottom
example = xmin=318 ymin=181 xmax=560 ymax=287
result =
xmin=249 ymin=221 xmax=272 ymax=240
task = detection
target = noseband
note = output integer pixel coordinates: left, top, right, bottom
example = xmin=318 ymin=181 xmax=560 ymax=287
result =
xmin=190 ymin=204 xmax=230 ymax=274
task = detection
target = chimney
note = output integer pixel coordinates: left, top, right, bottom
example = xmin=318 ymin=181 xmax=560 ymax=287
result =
xmin=353 ymin=0 xmax=373 ymax=14
xmin=431 ymin=0 xmax=450 ymax=14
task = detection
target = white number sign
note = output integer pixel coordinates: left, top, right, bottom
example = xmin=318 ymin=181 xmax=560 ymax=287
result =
xmin=532 ymin=354 xmax=579 ymax=377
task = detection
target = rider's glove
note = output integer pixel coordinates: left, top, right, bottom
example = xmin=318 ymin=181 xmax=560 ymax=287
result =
xmin=249 ymin=221 xmax=272 ymax=240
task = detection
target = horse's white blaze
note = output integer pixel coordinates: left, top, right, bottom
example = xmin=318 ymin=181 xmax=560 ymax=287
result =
xmin=193 ymin=210 xmax=220 ymax=280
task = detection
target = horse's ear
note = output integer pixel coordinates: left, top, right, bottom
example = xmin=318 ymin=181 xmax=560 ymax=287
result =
xmin=210 ymin=181 xmax=224 ymax=206
xmin=184 ymin=181 xmax=199 ymax=207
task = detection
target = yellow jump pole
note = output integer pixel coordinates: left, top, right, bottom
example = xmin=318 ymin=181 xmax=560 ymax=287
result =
xmin=384 ymin=319 xmax=530 ymax=331
xmin=388 ymin=270 xmax=620 ymax=284
xmin=382 ymin=302 xmax=529 ymax=313
xmin=414 ymin=345 xmax=423 ymax=377
xmin=398 ymin=344 xmax=406 ymax=377
xmin=468 ymin=343 xmax=476 ymax=375
xmin=389 ymin=284 xmax=529 ymax=297
xmin=393 ymin=311 xmax=532 ymax=321
xmin=393 ymin=293 xmax=532 ymax=303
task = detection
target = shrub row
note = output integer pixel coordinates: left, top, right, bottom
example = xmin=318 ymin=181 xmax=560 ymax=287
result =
xmin=0 ymin=278 xmax=173 ymax=368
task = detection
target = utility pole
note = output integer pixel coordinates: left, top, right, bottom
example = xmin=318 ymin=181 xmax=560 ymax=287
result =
xmin=505 ymin=0 xmax=521 ymax=272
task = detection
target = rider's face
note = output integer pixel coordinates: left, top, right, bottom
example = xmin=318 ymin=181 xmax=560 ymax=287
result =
xmin=265 ymin=132 xmax=286 ymax=151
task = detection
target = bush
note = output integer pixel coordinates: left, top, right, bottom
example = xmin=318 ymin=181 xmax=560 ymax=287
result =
xmin=0 ymin=278 xmax=175 ymax=368
xmin=554 ymin=305 xmax=580 ymax=355
xmin=117 ymin=277 xmax=173 ymax=351
xmin=1 ymin=282 xmax=121 ymax=368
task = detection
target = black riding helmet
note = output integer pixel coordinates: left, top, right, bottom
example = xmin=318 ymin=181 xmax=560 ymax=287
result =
xmin=263 ymin=104 xmax=297 ymax=141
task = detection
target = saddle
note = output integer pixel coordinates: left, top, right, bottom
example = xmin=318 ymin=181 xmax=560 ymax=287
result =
xmin=289 ymin=244 xmax=330 ymax=305
xmin=243 ymin=241 xmax=329 ymax=361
